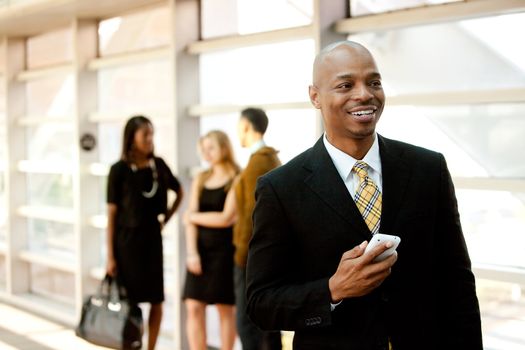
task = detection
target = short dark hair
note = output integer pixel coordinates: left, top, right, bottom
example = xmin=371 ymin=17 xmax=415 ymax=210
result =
xmin=241 ymin=107 xmax=269 ymax=135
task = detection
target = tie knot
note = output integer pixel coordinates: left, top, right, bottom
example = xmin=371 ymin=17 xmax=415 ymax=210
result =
xmin=353 ymin=161 xmax=369 ymax=179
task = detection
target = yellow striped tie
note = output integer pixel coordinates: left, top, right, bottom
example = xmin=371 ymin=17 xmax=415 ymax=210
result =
xmin=353 ymin=161 xmax=382 ymax=234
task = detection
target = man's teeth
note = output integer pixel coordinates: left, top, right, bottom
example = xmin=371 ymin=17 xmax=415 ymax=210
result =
xmin=351 ymin=110 xmax=374 ymax=116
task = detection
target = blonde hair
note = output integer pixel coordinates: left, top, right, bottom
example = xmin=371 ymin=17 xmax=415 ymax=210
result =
xmin=197 ymin=130 xmax=240 ymax=194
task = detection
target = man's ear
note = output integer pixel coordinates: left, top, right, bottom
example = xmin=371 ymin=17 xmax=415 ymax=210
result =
xmin=309 ymin=85 xmax=321 ymax=109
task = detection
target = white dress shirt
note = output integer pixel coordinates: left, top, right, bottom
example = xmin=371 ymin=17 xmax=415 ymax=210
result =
xmin=249 ymin=139 xmax=266 ymax=155
xmin=323 ymin=133 xmax=383 ymax=310
xmin=323 ymin=133 xmax=382 ymax=196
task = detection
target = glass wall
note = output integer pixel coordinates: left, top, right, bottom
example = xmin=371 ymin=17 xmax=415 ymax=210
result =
xmin=0 ymin=43 xmax=5 ymax=291
xmin=95 ymin=4 xmax=178 ymax=338
xmin=351 ymin=12 xmax=525 ymax=349
xmin=198 ymin=2 xmax=316 ymax=347
xmin=199 ymin=39 xmax=317 ymax=165
xmin=201 ymin=0 xmax=313 ymax=39
xmin=350 ymin=0 xmax=462 ymax=17
xmin=16 ymin=28 xmax=75 ymax=305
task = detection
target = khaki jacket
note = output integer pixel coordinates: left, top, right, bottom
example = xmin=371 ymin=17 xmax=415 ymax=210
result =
xmin=233 ymin=146 xmax=280 ymax=267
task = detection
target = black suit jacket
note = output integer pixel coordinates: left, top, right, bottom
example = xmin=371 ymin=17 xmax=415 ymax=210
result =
xmin=246 ymin=135 xmax=482 ymax=350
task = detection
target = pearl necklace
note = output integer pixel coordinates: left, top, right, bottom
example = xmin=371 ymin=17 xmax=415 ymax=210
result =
xmin=130 ymin=158 xmax=159 ymax=198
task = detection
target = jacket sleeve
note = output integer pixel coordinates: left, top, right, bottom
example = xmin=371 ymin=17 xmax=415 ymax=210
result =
xmin=246 ymin=175 xmax=333 ymax=331
xmin=436 ymin=154 xmax=483 ymax=348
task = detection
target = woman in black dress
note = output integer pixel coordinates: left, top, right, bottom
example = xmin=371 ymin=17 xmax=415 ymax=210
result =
xmin=106 ymin=116 xmax=183 ymax=350
xmin=183 ymin=130 xmax=240 ymax=350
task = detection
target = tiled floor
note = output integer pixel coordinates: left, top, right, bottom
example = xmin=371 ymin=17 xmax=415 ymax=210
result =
xmin=0 ymin=303 xmax=106 ymax=350
xmin=1 ymin=288 xmax=524 ymax=350
xmin=0 ymin=303 xmax=176 ymax=350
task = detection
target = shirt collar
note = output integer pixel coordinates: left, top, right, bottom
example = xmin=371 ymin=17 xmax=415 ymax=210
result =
xmin=249 ymin=139 xmax=266 ymax=155
xmin=323 ymin=133 xmax=381 ymax=181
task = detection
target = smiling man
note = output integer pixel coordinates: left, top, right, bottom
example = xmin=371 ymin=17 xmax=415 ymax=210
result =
xmin=245 ymin=41 xmax=482 ymax=349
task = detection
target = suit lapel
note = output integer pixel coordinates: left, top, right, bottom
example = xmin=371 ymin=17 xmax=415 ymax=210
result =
xmin=378 ymin=135 xmax=411 ymax=236
xmin=303 ymin=138 xmax=371 ymax=241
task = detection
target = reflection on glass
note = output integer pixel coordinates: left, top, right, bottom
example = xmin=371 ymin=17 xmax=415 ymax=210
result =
xmin=26 ymin=75 xmax=74 ymax=116
xmin=378 ymin=104 xmax=525 ymax=178
xmin=27 ymin=173 xmax=73 ymax=207
xmin=377 ymin=106 xmax=487 ymax=177
xmin=201 ymin=0 xmax=313 ymax=38
xmin=28 ymin=218 xmax=75 ymax=257
xmin=26 ymin=27 xmax=72 ymax=69
xmin=30 ymin=264 xmax=75 ymax=304
xmin=458 ymin=190 xmax=525 ymax=268
xmin=201 ymin=109 xmax=318 ymax=167
xmin=98 ymin=5 xmax=170 ymax=56
xmin=349 ymin=13 xmax=525 ymax=94
xmin=200 ymin=39 xmax=314 ymax=105
xmin=420 ymin=104 xmax=525 ymax=178
xmin=98 ymin=61 xmax=171 ymax=115
xmin=26 ymin=124 xmax=74 ymax=162
xmin=350 ymin=0 xmax=461 ymax=17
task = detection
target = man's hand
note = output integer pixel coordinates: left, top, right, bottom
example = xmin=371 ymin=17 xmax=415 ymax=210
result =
xmin=328 ymin=240 xmax=397 ymax=302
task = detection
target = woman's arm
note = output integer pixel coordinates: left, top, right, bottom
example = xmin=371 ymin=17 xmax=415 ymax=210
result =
xmin=189 ymin=186 xmax=237 ymax=228
xmin=164 ymin=185 xmax=184 ymax=225
xmin=106 ymin=203 xmax=118 ymax=276
xmin=184 ymin=176 xmax=203 ymax=275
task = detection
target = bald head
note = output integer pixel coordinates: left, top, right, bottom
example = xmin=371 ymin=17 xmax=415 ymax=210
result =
xmin=313 ymin=41 xmax=375 ymax=86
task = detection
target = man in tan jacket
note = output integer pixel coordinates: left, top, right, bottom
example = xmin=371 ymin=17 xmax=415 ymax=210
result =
xmin=187 ymin=108 xmax=281 ymax=350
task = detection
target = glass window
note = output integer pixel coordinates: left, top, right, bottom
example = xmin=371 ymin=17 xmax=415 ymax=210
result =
xmin=0 ymin=83 xmax=5 ymax=245
xmin=201 ymin=0 xmax=313 ymax=39
xmin=350 ymin=0 xmax=462 ymax=17
xmin=377 ymin=104 xmax=525 ymax=178
xmin=26 ymin=124 xmax=75 ymax=162
xmin=98 ymin=60 xmax=171 ymax=115
xmin=200 ymin=109 xmax=318 ymax=167
xmin=30 ymin=265 xmax=75 ymax=304
xmin=27 ymin=173 xmax=73 ymax=207
xmin=200 ymin=39 xmax=315 ymax=105
xmin=0 ymin=256 xmax=5 ymax=290
xmin=349 ymin=13 xmax=525 ymax=94
xmin=360 ymin=14 xmax=525 ymax=274
xmin=26 ymin=27 xmax=73 ymax=69
xmin=98 ymin=5 xmax=170 ymax=56
xmin=28 ymin=219 xmax=75 ymax=257
xmin=477 ymin=279 xmax=525 ymax=349
xmin=458 ymin=189 xmax=525 ymax=268
xmin=0 ymin=41 xmax=4 ymax=74
xmin=98 ymin=122 xmax=122 ymax=166
xmin=26 ymin=75 xmax=74 ymax=116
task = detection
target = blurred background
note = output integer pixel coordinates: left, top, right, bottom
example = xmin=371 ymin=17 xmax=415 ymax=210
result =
xmin=0 ymin=0 xmax=524 ymax=349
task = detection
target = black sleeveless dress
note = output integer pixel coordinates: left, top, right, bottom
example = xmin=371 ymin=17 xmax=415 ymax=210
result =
xmin=182 ymin=185 xmax=235 ymax=305
xmin=107 ymin=158 xmax=181 ymax=303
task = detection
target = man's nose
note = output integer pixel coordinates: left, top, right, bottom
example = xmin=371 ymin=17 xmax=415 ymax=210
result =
xmin=352 ymin=83 xmax=373 ymax=101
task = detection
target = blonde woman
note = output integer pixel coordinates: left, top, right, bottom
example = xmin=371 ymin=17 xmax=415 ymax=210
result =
xmin=183 ymin=130 xmax=240 ymax=350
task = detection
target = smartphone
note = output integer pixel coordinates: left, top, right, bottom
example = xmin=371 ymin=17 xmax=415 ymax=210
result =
xmin=364 ymin=233 xmax=401 ymax=262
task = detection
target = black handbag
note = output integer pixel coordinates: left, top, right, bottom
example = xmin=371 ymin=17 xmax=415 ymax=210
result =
xmin=76 ymin=275 xmax=143 ymax=349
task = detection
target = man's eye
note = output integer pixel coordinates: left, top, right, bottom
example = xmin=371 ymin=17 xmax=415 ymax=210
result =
xmin=370 ymin=80 xmax=382 ymax=87
xmin=338 ymin=83 xmax=352 ymax=89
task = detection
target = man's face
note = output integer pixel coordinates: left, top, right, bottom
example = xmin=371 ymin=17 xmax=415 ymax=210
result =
xmin=237 ymin=117 xmax=249 ymax=148
xmin=309 ymin=45 xmax=385 ymax=145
